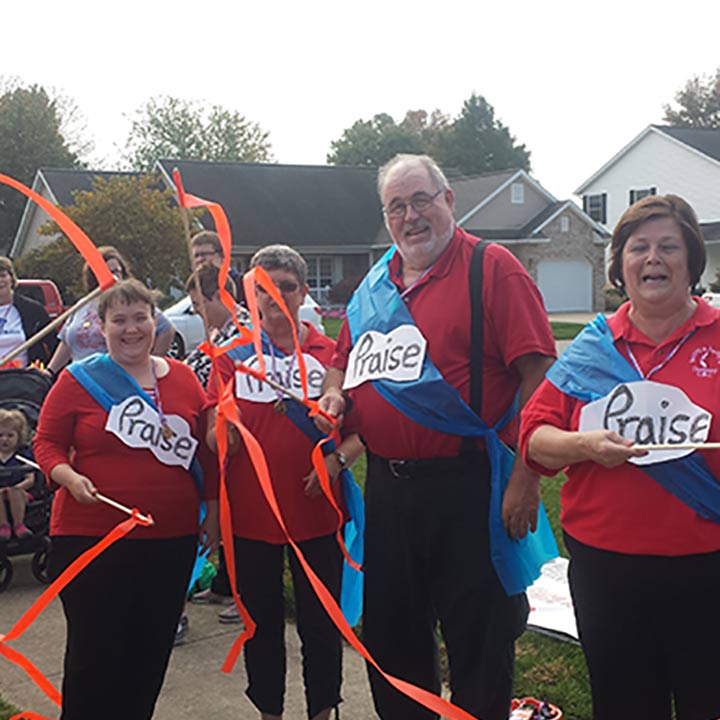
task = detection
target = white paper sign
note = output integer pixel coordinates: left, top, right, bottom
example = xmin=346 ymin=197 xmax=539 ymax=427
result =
xmin=343 ymin=324 xmax=427 ymax=390
xmin=235 ymin=352 xmax=326 ymax=403
xmin=527 ymin=557 xmax=578 ymax=641
xmin=106 ymin=396 xmax=198 ymax=470
xmin=579 ymin=380 xmax=712 ymax=465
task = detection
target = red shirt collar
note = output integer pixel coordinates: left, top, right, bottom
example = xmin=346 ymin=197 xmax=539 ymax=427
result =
xmin=387 ymin=225 xmax=465 ymax=292
xmin=608 ymin=298 xmax=717 ymax=348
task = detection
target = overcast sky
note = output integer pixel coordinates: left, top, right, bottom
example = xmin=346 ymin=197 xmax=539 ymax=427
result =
xmin=3 ymin=0 xmax=719 ymax=200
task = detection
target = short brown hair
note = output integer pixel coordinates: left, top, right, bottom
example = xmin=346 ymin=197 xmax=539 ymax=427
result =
xmin=0 ymin=257 xmax=18 ymax=288
xmin=608 ymin=194 xmax=706 ymax=289
xmin=250 ymin=244 xmax=307 ymax=285
xmin=185 ymin=263 xmax=236 ymax=299
xmin=83 ymin=246 xmax=131 ymax=292
xmin=191 ymin=231 xmax=223 ymax=257
xmin=98 ymin=279 xmax=158 ymax=323
xmin=0 ymin=408 xmax=29 ymax=446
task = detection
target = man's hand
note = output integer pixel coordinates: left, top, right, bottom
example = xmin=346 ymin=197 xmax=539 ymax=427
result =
xmin=315 ymin=368 xmax=348 ymax=433
xmin=501 ymin=462 xmax=540 ymax=540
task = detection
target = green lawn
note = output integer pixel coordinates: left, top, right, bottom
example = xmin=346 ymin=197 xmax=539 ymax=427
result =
xmin=0 ymin=696 xmax=19 ymax=720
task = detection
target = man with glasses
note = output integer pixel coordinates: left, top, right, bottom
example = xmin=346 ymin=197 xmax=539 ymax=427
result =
xmin=316 ymin=154 xmax=556 ymax=720
xmin=190 ymin=230 xmax=242 ymax=299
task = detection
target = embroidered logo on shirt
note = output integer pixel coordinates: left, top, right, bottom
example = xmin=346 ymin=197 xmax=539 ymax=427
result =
xmin=689 ymin=346 xmax=720 ymax=378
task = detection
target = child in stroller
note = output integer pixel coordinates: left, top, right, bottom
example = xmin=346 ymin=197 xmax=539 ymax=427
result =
xmin=0 ymin=368 xmax=54 ymax=591
xmin=0 ymin=408 xmax=35 ymax=540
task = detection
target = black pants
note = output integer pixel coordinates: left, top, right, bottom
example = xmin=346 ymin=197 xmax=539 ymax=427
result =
xmin=235 ymin=534 xmax=343 ymax=719
xmin=565 ymin=533 xmax=720 ymax=720
xmin=363 ymin=452 xmax=528 ymax=720
xmin=49 ymin=535 xmax=196 ymax=720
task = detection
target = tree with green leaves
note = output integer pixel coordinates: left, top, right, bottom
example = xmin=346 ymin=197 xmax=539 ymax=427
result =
xmin=438 ymin=93 xmax=530 ymax=174
xmin=663 ymin=68 xmax=720 ymax=128
xmin=16 ymin=175 xmax=194 ymax=301
xmin=0 ymin=82 xmax=84 ymax=253
xmin=124 ymin=96 xmax=273 ymax=170
xmin=327 ymin=93 xmax=530 ymax=174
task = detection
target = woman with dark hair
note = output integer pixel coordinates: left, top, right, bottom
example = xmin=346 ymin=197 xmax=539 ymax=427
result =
xmin=0 ymin=255 xmax=56 ymax=366
xmin=520 ymin=195 xmax=720 ymax=719
xmin=34 ymin=278 xmax=218 ymax=720
xmin=45 ymin=246 xmax=174 ymax=376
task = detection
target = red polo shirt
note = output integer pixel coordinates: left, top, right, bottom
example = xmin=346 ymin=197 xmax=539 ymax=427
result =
xmin=207 ymin=323 xmax=347 ymax=544
xmin=332 ymin=227 xmax=556 ymax=459
xmin=520 ymin=300 xmax=720 ymax=556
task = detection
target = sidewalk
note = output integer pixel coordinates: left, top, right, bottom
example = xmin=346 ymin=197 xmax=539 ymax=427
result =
xmin=0 ymin=555 xmax=377 ymax=719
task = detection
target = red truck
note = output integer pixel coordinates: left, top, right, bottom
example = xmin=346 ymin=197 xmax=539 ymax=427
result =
xmin=15 ymin=279 xmax=67 ymax=320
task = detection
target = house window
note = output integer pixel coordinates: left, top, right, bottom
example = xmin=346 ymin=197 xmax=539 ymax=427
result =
xmin=629 ymin=187 xmax=657 ymax=205
xmin=306 ymin=256 xmax=334 ymax=302
xmin=560 ymin=216 xmax=570 ymax=233
xmin=511 ymin=182 xmax=525 ymax=204
xmin=583 ymin=193 xmax=607 ymax=224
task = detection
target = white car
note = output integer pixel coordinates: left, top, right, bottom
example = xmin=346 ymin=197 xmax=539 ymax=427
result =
xmin=165 ymin=294 xmax=325 ymax=357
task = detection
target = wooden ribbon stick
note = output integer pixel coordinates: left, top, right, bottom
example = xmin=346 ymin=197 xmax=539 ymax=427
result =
xmin=93 ymin=493 xmax=154 ymax=526
xmin=0 ymin=286 xmax=105 ymax=368
xmin=634 ymin=442 xmax=720 ymax=451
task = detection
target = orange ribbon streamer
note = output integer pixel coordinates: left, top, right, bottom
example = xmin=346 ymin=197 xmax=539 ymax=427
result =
xmin=1 ymin=510 xmax=153 ymax=720
xmin=0 ymin=174 xmax=115 ymax=291
xmin=172 ymin=170 xmax=475 ymax=719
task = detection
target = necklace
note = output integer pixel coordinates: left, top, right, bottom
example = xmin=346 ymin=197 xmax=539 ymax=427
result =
xmin=267 ymin=337 xmax=297 ymax=414
xmin=624 ymin=331 xmax=693 ymax=380
xmin=151 ymin=358 xmax=174 ymax=439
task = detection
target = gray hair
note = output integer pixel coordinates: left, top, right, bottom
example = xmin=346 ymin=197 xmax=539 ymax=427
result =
xmin=377 ymin=154 xmax=450 ymax=196
xmin=250 ymin=244 xmax=307 ymax=285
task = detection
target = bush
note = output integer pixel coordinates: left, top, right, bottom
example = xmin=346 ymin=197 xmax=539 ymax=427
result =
xmin=603 ymin=285 xmax=626 ymax=312
xmin=328 ymin=276 xmax=362 ymax=306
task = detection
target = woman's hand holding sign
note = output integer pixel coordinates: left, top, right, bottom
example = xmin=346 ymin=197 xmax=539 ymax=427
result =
xmin=528 ymin=426 xmax=649 ymax=470
xmin=579 ymin=429 xmax=649 ymax=468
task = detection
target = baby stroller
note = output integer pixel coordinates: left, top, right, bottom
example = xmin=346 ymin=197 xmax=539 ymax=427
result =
xmin=0 ymin=368 xmax=54 ymax=592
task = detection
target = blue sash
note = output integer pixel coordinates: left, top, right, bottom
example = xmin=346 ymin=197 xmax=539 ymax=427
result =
xmin=227 ymin=335 xmax=365 ymax=627
xmin=547 ymin=314 xmax=720 ymax=523
xmin=346 ymin=248 xmax=558 ymax=596
xmin=68 ymin=353 xmax=203 ymax=496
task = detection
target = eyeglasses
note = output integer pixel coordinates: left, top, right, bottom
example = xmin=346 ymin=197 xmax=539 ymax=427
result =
xmin=383 ymin=189 xmax=444 ymax=219
xmin=257 ymin=280 xmax=300 ymax=295
xmin=193 ymin=250 xmax=220 ymax=261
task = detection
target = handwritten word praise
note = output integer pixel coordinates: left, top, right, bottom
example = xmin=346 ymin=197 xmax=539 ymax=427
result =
xmin=236 ymin=352 xmax=326 ymax=403
xmin=344 ymin=324 xmax=426 ymax=390
xmin=579 ymin=380 xmax=712 ymax=466
xmin=106 ymin=396 xmax=198 ymax=470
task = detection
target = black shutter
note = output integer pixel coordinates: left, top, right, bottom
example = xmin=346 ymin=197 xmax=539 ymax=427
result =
xmin=601 ymin=193 xmax=607 ymax=224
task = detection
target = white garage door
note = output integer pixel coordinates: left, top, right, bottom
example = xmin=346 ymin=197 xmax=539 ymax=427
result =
xmin=537 ymin=259 xmax=592 ymax=313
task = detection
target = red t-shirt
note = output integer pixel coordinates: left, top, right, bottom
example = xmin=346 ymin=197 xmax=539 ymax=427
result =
xmin=34 ymin=360 xmax=216 ymax=539
xmin=207 ymin=323 xmax=347 ymax=544
xmin=332 ymin=228 xmax=556 ymax=458
xmin=520 ymin=300 xmax=720 ymax=556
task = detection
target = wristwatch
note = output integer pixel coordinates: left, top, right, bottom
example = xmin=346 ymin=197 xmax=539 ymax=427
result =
xmin=334 ymin=450 xmax=348 ymax=468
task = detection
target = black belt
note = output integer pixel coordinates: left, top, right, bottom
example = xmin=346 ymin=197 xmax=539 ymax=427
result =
xmin=383 ymin=453 xmax=479 ymax=480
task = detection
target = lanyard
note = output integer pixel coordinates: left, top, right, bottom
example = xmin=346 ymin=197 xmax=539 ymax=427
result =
xmin=624 ymin=331 xmax=693 ymax=380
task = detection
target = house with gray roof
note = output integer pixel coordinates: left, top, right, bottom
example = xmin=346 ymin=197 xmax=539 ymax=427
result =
xmin=12 ymin=161 xmax=608 ymax=311
xmin=576 ymin=125 xmax=720 ymax=287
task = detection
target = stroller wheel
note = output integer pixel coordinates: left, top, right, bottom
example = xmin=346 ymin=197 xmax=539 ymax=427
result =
xmin=32 ymin=546 xmax=50 ymax=584
xmin=0 ymin=556 xmax=13 ymax=592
